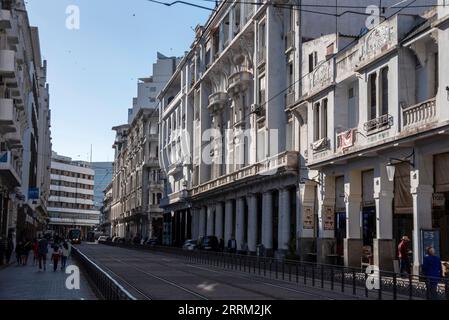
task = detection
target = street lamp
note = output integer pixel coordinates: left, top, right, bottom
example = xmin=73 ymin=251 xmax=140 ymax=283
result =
xmin=386 ymin=149 xmax=415 ymax=182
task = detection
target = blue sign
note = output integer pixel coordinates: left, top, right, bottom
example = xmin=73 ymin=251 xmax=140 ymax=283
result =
xmin=28 ymin=188 xmax=39 ymax=200
xmin=420 ymin=229 xmax=441 ymax=262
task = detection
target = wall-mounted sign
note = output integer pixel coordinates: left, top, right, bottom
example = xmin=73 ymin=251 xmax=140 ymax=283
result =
xmin=432 ymin=193 xmax=446 ymax=208
xmin=323 ymin=206 xmax=335 ymax=231
xmin=420 ymin=229 xmax=441 ymax=263
xmin=28 ymin=188 xmax=39 ymax=200
xmin=303 ymin=206 xmax=314 ymax=230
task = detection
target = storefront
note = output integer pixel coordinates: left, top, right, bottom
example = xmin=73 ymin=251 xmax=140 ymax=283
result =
xmin=433 ymin=153 xmax=449 ymax=274
xmin=335 ymin=176 xmax=346 ymax=259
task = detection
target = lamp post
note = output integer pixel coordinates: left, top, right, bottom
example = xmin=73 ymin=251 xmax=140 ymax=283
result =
xmin=386 ymin=149 xmax=415 ymax=182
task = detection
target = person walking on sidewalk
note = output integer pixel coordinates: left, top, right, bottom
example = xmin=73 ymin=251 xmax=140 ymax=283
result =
xmin=37 ymin=237 xmax=48 ymax=271
xmin=15 ymin=241 xmax=23 ymax=266
xmin=5 ymin=235 xmax=13 ymax=265
xmin=398 ymin=236 xmax=411 ymax=277
xmin=423 ymin=247 xmax=443 ymax=300
xmin=32 ymin=239 xmax=39 ymax=266
xmin=21 ymin=239 xmax=32 ymax=266
xmin=60 ymin=242 xmax=69 ymax=270
xmin=51 ymin=245 xmax=61 ymax=272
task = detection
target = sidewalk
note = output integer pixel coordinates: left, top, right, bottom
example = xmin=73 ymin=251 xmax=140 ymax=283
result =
xmin=0 ymin=256 xmax=97 ymax=300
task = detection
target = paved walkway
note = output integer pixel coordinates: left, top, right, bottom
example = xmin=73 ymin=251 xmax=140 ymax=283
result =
xmin=0 ymin=255 xmax=97 ymax=300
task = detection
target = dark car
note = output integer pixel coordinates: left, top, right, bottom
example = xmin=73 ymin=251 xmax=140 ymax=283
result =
xmin=146 ymin=238 xmax=159 ymax=246
xmin=198 ymin=236 xmax=219 ymax=251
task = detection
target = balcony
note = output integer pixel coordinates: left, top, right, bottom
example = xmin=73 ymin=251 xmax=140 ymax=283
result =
xmin=363 ymin=114 xmax=393 ymax=134
xmin=0 ymin=98 xmax=14 ymax=125
xmin=402 ymin=98 xmax=436 ymax=130
xmin=207 ymin=91 xmax=228 ymax=113
xmin=285 ymin=30 xmax=295 ymax=53
xmin=160 ymin=189 xmax=189 ymax=207
xmin=0 ymin=10 xmax=12 ymax=29
xmin=144 ymin=156 xmax=159 ymax=167
xmin=0 ymin=151 xmax=21 ymax=186
xmin=311 ymin=138 xmax=330 ymax=153
xmin=227 ymin=70 xmax=252 ymax=95
xmin=0 ymin=49 xmax=15 ymax=76
xmin=5 ymin=131 xmax=22 ymax=148
xmin=191 ymin=151 xmax=299 ymax=196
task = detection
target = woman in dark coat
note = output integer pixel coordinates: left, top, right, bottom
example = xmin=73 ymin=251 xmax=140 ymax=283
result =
xmin=423 ymin=247 xmax=443 ymax=299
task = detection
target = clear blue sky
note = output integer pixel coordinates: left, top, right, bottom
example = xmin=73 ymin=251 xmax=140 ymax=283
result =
xmin=26 ymin=0 xmax=210 ymax=162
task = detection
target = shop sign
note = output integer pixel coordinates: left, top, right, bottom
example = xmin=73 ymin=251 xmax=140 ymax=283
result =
xmin=432 ymin=193 xmax=445 ymax=208
xmin=303 ymin=206 xmax=314 ymax=229
xmin=323 ymin=206 xmax=335 ymax=230
xmin=420 ymin=229 xmax=441 ymax=263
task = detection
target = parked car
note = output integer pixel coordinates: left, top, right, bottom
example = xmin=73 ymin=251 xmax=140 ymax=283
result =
xmin=97 ymin=236 xmax=108 ymax=243
xmin=145 ymin=238 xmax=159 ymax=246
xmin=198 ymin=236 xmax=219 ymax=251
xmin=182 ymin=239 xmax=197 ymax=251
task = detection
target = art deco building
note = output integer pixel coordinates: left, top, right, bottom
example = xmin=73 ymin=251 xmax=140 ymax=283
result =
xmin=158 ymin=0 xmax=442 ymax=275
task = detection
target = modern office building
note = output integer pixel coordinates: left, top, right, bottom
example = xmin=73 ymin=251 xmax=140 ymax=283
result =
xmin=47 ymin=152 xmax=100 ymax=238
xmin=0 ymin=0 xmax=52 ymax=251
xmin=158 ymin=0 xmax=440 ymax=275
xmin=92 ymin=162 xmax=113 ymax=209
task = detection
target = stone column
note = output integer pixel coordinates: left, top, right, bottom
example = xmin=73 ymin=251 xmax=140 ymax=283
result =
xmin=247 ymin=193 xmax=258 ymax=253
xmin=297 ymin=182 xmax=316 ymax=261
xmin=317 ymin=175 xmax=337 ymax=264
xmin=215 ymin=202 xmax=224 ymax=240
xmin=373 ymin=163 xmax=395 ymax=271
xmin=411 ymin=152 xmax=434 ymax=275
xmin=236 ymin=197 xmax=245 ymax=251
xmin=278 ymin=188 xmax=291 ymax=253
xmin=199 ymin=207 xmax=206 ymax=238
xmin=206 ymin=204 xmax=215 ymax=236
xmin=191 ymin=208 xmax=199 ymax=241
xmin=262 ymin=191 xmax=273 ymax=254
xmin=344 ymin=171 xmax=363 ymax=268
xmin=224 ymin=200 xmax=233 ymax=244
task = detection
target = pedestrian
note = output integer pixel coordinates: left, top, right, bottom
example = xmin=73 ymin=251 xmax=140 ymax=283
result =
xmin=5 ymin=236 xmax=13 ymax=265
xmin=33 ymin=239 xmax=39 ymax=266
xmin=51 ymin=245 xmax=61 ymax=272
xmin=422 ymin=247 xmax=443 ymax=300
xmin=15 ymin=241 xmax=23 ymax=265
xmin=60 ymin=242 xmax=69 ymax=270
xmin=37 ymin=237 xmax=48 ymax=271
xmin=219 ymin=238 xmax=224 ymax=252
xmin=398 ymin=236 xmax=411 ymax=277
xmin=21 ymin=239 xmax=32 ymax=266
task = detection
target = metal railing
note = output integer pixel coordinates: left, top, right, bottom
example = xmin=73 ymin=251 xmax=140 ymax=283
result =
xmin=72 ymin=246 xmax=136 ymax=300
xmin=101 ymin=241 xmax=449 ymax=300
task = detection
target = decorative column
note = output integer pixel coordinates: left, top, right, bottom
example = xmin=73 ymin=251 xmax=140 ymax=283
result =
xmin=215 ymin=202 xmax=224 ymax=240
xmin=199 ymin=207 xmax=206 ymax=238
xmin=373 ymin=162 xmax=395 ymax=271
xmin=224 ymin=200 xmax=234 ymax=244
xmin=236 ymin=197 xmax=245 ymax=251
xmin=317 ymin=175 xmax=336 ymax=264
xmin=262 ymin=191 xmax=273 ymax=254
xmin=344 ymin=171 xmax=363 ymax=268
xmin=206 ymin=204 xmax=215 ymax=236
xmin=411 ymin=152 xmax=433 ymax=275
xmin=247 ymin=193 xmax=258 ymax=253
xmin=191 ymin=208 xmax=199 ymax=241
xmin=278 ymin=188 xmax=291 ymax=253
xmin=296 ymin=182 xmax=316 ymax=261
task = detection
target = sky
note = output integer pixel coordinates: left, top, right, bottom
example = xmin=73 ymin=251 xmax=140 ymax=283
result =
xmin=26 ymin=0 xmax=211 ymax=162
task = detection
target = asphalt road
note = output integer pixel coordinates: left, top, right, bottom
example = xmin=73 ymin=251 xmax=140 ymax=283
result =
xmin=76 ymin=243 xmax=363 ymax=300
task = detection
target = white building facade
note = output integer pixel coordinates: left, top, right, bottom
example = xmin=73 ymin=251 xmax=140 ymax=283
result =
xmin=48 ymin=152 xmax=99 ymax=238
xmin=158 ymin=0 xmax=442 ymax=274
xmin=0 ymin=0 xmax=52 ymax=249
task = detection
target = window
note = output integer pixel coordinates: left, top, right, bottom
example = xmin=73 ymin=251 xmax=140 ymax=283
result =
xmin=258 ymin=22 xmax=266 ymax=49
xmin=309 ymin=52 xmax=318 ymax=72
xmin=322 ymin=99 xmax=328 ymax=139
xmin=368 ymin=73 xmax=377 ymax=120
xmin=150 ymin=87 xmax=157 ymax=92
xmin=314 ymin=102 xmax=320 ymax=141
xmin=381 ymin=67 xmax=389 ymax=116
xmin=258 ymin=75 xmax=266 ymax=105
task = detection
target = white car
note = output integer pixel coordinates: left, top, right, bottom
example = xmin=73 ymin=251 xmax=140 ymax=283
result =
xmin=97 ymin=236 xmax=108 ymax=243
xmin=182 ymin=239 xmax=197 ymax=251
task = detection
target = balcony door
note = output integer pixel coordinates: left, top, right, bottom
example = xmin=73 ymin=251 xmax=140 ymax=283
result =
xmin=348 ymin=84 xmax=358 ymax=129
